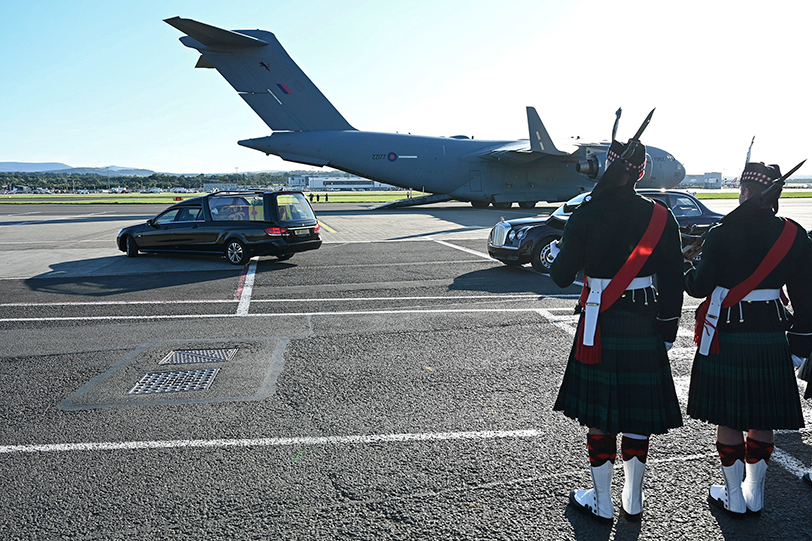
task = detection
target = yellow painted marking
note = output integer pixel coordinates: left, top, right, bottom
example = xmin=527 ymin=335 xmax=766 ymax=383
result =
xmin=319 ymin=220 xmax=337 ymax=233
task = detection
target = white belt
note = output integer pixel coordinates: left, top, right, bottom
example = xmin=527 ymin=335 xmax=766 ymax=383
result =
xmin=741 ymin=289 xmax=780 ymax=302
xmin=583 ymin=275 xmax=654 ymax=346
xmin=699 ymin=287 xmax=781 ymax=355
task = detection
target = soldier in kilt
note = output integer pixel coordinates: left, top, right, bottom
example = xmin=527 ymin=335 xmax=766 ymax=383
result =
xmin=549 ymin=132 xmax=684 ymax=523
xmin=685 ymin=161 xmax=812 ymax=517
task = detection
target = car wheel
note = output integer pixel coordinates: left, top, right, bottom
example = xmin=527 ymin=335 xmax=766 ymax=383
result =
xmin=276 ymin=253 xmax=294 ymax=261
xmin=225 ymin=239 xmax=248 ymax=265
xmin=531 ymin=235 xmax=559 ymax=273
xmin=518 ymin=201 xmax=537 ymax=209
xmin=125 ymin=236 xmax=139 ymax=257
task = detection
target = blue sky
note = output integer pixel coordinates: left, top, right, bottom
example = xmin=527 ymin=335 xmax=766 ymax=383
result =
xmin=1 ymin=0 xmax=809 ymax=177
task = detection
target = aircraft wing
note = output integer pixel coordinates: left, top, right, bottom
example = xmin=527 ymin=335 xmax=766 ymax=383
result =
xmin=477 ymin=107 xmax=575 ymax=164
xmin=477 ymin=141 xmax=538 ymax=164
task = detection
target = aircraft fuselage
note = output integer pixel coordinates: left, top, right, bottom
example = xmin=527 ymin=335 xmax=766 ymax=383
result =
xmin=240 ymin=131 xmax=684 ymax=204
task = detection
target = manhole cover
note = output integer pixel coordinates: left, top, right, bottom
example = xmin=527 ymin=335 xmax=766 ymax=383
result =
xmin=59 ymin=338 xmax=288 ymax=410
xmin=158 ymin=348 xmax=238 ymax=365
xmin=127 ymin=368 xmax=220 ymax=395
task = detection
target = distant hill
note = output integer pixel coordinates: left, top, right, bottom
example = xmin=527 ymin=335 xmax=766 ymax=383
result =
xmin=1 ymin=162 xmax=311 ymax=176
xmin=0 ymin=162 xmax=72 ymax=172
xmin=50 ymin=167 xmax=156 ymax=177
xmin=0 ymin=162 xmax=155 ymax=177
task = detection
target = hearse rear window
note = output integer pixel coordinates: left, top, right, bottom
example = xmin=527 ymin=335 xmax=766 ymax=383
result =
xmin=208 ymin=195 xmax=265 ymax=222
xmin=276 ymin=193 xmax=316 ymax=222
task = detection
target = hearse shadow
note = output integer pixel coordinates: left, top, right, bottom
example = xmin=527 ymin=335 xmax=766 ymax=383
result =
xmin=24 ymin=252 xmax=295 ymax=297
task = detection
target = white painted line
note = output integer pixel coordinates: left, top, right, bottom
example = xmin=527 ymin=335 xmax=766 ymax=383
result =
xmin=236 ymin=258 xmax=258 ymax=316
xmin=0 ymin=429 xmax=546 ymax=454
xmin=0 ymin=299 xmax=236 ymax=307
xmin=251 ymin=294 xmax=560 ymax=303
xmin=1 ymin=212 xmax=114 ymax=226
xmin=0 ymin=308 xmax=564 ymax=323
xmin=322 ymin=238 xmax=487 ymax=244
xmin=0 ymin=294 xmax=579 ymax=308
xmin=537 ymin=309 xmax=578 ymax=338
xmin=0 ymin=239 xmax=110 ymax=245
xmin=772 ymin=447 xmax=810 ymax=477
xmin=539 ymin=303 xmax=702 ymax=314
xmin=302 ymin=259 xmax=496 ymax=270
xmin=428 ymin=237 xmax=587 ymax=286
xmin=428 ymin=237 xmax=493 ymax=260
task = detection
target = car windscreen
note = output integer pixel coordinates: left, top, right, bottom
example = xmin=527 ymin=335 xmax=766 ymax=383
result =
xmin=276 ymin=193 xmax=316 ymax=222
xmin=153 ymin=209 xmax=181 ymax=225
xmin=208 ymin=195 xmax=265 ymax=221
xmin=553 ymin=193 xmax=589 ymax=218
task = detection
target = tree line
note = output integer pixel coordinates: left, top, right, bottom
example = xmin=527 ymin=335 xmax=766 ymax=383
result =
xmin=0 ymin=172 xmax=291 ymax=192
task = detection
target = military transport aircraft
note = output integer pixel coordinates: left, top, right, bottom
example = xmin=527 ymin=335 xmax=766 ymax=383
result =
xmin=165 ymin=17 xmax=686 ymax=209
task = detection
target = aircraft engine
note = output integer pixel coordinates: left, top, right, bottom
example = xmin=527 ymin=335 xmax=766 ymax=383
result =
xmin=576 ymin=153 xmax=606 ymax=180
xmin=576 ymin=152 xmax=653 ymax=182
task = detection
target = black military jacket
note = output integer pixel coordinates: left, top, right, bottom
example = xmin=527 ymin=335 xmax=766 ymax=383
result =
xmin=550 ymin=187 xmax=684 ymax=342
xmin=684 ymin=204 xmax=812 ymax=358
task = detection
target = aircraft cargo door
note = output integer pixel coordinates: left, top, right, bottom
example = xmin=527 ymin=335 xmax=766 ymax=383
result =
xmin=469 ymin=170 xmax=482 ymax=192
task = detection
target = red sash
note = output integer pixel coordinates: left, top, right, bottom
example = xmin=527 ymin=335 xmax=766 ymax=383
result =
xmin=576 ymin=202 xmax=668 ymax=364
xmin=693 ymin=218 xmax=797 ymax=353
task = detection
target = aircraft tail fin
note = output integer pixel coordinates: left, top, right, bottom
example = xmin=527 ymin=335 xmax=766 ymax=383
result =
xmin=526 ymin=107 xmax=566 ymax=155
xmin=165 ymin=17 xmax=354 ymax=132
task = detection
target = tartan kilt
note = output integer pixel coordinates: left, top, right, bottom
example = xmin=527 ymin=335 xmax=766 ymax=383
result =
xmin=553 ymin=308 xmax=683 ymax=435
xmin=687 ymin=331 xmax=804 ymax=431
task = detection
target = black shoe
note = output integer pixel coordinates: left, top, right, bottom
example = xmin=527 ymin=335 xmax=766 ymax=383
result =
xmin=623 ymin=508 xmax=642 ymax=522
xmin=803 ymin=473 xmax=812 ymax=487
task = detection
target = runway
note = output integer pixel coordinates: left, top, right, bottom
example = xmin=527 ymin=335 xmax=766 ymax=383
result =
xmin=1 ymin=200 xmax=811 ymax=539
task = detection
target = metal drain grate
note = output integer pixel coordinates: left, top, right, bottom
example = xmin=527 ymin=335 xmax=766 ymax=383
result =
xmin=127 ymin=368 xmax=219 ymax=395
xmin=158 ymin=348 xmax=238 ymax=365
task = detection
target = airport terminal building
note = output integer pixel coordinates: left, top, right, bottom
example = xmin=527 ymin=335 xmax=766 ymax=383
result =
xmin=289 ymin=175 xmax=395 ymax=191
xmin=677 ymin=172 xmax=723 ymax=189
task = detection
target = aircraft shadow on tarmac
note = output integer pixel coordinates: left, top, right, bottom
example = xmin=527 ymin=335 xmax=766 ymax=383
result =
xmin=24 ymin=253 xmax=294 ymax=297
xmin=449 ymin=265 xmax=579 ymax=296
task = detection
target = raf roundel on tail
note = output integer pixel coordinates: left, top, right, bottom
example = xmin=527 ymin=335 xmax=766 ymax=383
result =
xmin=164 ymin=17 xmax=686 ymax=209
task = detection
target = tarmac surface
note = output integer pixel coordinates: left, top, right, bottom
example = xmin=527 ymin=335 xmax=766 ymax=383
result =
xmin=1 ymin=199 xmax=812 ymax=540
